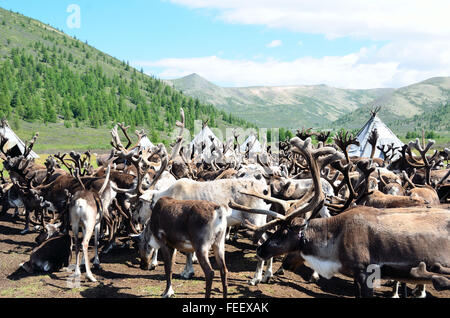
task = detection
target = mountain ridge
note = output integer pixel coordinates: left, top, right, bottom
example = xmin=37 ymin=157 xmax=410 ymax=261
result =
xmin=167 ymin=73 xmax=449 ymax=132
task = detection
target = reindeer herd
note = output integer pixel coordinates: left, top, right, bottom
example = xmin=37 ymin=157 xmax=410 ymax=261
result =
xmin=0 ymin=111 xmax=449 ymax=298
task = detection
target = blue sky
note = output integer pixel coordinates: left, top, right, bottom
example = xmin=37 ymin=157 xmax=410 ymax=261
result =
xmin=1 ymin=0 xmax=449 ymax=88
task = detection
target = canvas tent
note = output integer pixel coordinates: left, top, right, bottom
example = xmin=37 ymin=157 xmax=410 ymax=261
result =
xmin=138 ymin=136 xmax=155 ymax=150
xmin=0 ymin=120 xmax=39 ymax=159
xmin=189 ymin=125 xmax=222 ymax=156
xmin=348 ymin=112 xmax=404 ymax=160
xmin=240 ymin=134 xmax=263 ymax=154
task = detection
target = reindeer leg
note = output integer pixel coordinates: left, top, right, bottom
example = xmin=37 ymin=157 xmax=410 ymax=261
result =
xmin=195 ymin=247 xmax=214 ymax=299
xmin=160 ymin=245 xmax=176 ymax=298
xmin=192 ymin=252 xmax=198 ymax=264
xmin=391 ymin=281 xmax=400 ymax=298
xmin=0 ymin=201 xmax=8 ymax=216
xmin=93 ymin=221 xmax=101 ymax=270
xmin=412 ymin=284 xmax=426 ymax=298
xmin=274 ymin=264 xmax=285 ymax=276
xmin=149 ymin=248 xmax=158 ymax=270
xmin=353 ymin=268 xmax=374 ymax=298
xmin=181 ymin=253 xmax=195 ymax=279
xmin=81 ymin=220 xmax=96 ymax=283
xmin=402 ymin=282 xmax=407 ymax=298
xmin=71 ymin=222 xmax=81 ymax=278
xmin=250 ymin=259 xmax=264 ymax=286
xmin=12 ymin=207 xmax=20 ymax=218
xmin=262 ymin=257 xmax=273 ymax=283
xmin=20 ymin=210 xmax=31 ymax=235
xmin=225 ymin=226 xmax=232 ymax=241
xmin=213 ymin=233 xmax=228 ymax=298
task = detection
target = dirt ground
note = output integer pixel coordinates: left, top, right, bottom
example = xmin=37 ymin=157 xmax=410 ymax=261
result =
xmin=0 ymin=210 xmax=449 ymax=299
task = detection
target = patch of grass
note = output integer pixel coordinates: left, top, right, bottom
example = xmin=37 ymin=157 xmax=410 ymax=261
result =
xmin=138 ymin=284 xmax=162 ymax=297
xmin=0 ymin=280 xmax=44 ymax=297
xmin=15 ymin=121 xmax=114 ymax=154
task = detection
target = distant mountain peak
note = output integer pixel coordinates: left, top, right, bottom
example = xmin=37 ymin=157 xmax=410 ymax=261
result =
xmin=166 ymin=72 xmax=450 ymax=130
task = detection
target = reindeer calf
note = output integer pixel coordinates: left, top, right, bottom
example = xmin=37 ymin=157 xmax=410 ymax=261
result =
xmin=69 ymin=167 xmax=110 ymax=283
xmin=132 ymin=197 xmax=229 ymax=298
xmin=20 ymin=233 xmax=72 ymax=274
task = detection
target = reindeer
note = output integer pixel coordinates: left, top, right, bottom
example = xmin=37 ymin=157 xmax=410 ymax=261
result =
xmin=20 ymin=233 xmax=72 ymax=275
xmin=69 ymin=166 xmax=111 ymax=282
xmin=132 ymin=197 xmax=228 ymax=298
xmin=232 ymin=137 xmax=450 ymax=298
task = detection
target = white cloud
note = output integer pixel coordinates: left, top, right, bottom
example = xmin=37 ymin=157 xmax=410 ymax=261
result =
xmin=267 ymin=40 xmax=282 ymax=48
xmin=169 ymin=0 xmax=450 ymax=41
xmin=154 ymin=0 xmax=450 ymax=88
xmin=136 ymin=39 xmax=450 ymax=89
xmin=136 ymin=51 xmax=398 ymax=89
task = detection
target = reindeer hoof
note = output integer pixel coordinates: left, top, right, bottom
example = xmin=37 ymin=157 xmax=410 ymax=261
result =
xmin=20 ymin=229 xmax=30 ymax=235
xmin=93 ymin=263 xmax=102 ymax=271
xmin=412 ymin=288 xmax=426 ymax=298
xmin=274 ymin=268 xmax=284 ymax=276
xmin=309 ymin=272 xmax=320 ymax=283
xmin=149 ymin=264 xmax=157 ymax=271
xmin=249 ymin=278 xmax=261 ymax=286
xmin=87 ymin=274 xmax=97 ymax=283
xmin=181 ymin=271 xmax=195 ymax=279
xmin=162 ymin=286 xmax=175 ymax=298
xmin=261 ymin=272 xmax=273 ymax=283
xmin=261 ymin=276 xmax=271 ymax=284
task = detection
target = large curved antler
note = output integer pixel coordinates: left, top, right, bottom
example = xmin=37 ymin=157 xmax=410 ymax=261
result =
xmin=230 ymin=137 xmax=344 ymax=240
xmin=367 ymin=129 xmax=379 ymax=159
xmin=334 ymin=130 xmax=359 ymax=163
xmin=407 ymin=139 xmax=437 ymax=186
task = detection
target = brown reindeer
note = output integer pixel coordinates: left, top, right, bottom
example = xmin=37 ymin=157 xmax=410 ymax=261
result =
xmin=232 ymin=137 xmax=450 ymax=298
xmin=132 ymin=197 xmax=228 ymax=298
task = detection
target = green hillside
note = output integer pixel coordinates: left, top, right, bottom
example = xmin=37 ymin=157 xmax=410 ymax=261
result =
xmin=332 ymin=77 xmax=450 ymax=145
xmin=169 ymin=73 xmax=450 ymax=147
xmin=0 ymin=7 xmax=254 ymax=152
xmin=167 ymin=73 xmax=392 ymax=128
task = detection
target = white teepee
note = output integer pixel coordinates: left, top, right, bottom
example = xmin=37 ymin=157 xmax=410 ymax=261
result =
xmin=0 ymin=121 xmax=39 ymax=159
xmin=189 ymin=125 xmax=222 ymax=155
xmin=139 ymin=136 xmax=155 ymax=150
xmin=240 ymin=134 xmax=263 ymax=154
xmin=348 ymin=113 xmax=404 ymax=160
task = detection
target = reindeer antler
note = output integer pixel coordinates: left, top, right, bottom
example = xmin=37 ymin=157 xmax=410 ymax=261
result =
xmin=315 ymin=131 xmax=331 ymax=144
xmin=117 ymin=123 xmax=132 ymax=149
xmin=23 ymin=133 xmax=39 ymax=158
xmin=367 ymin=129 xmax=379 ymax=159
xmin=296 ymin=128 xmax=313 ymax=141
xmin=55 ymin=152 xmax=74 ymax=176
xmin=334 ymin=130 xmax=360 ymax=163
xmin=407 ymin=139 xmax=437 ymax=186
xmin=325 ymin=160 xmax=357 ymax=214
xmin=232 ymin=137 xmax=344 ymax=241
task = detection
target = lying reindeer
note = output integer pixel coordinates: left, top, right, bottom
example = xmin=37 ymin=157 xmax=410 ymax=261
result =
xmin=20 ymin=226 xmax=72 ymax=274
xmin=132 ymin=196 xmax=228 ymax=298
